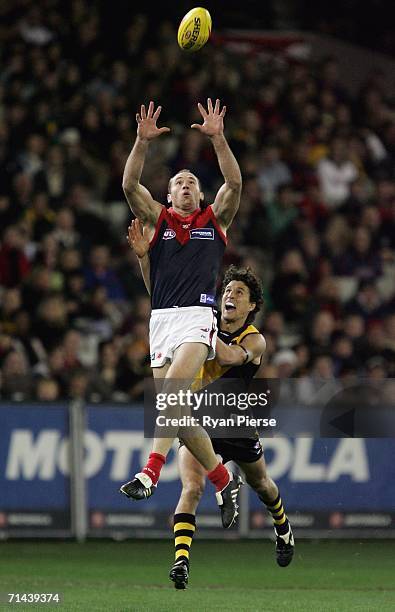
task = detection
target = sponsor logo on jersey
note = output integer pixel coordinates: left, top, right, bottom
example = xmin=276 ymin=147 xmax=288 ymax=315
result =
xmin=190 ymin=227 xmax=214 ymax=240
xmin=163 ymin=229 xmax=176 ymax=240
xmin=200 ymin=294 xmax=215 ymax=304
xmin=182 ymin=224 xmax=190 ymax=229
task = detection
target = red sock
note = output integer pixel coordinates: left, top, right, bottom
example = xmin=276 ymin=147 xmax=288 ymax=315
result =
xmin=142 ymin=452 xmax=166 ymax=485
xmin=207 ymin=462 xmax=230 ymax=492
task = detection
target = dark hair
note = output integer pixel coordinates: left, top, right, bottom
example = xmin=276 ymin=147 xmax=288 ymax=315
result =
xmin=221 ymin=265 xmax=264 ymax=324
xmin=167 ymin=169 xmax=201 ymax=192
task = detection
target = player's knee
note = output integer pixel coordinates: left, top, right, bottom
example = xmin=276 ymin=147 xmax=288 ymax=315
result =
xmin=246 ymin=473 xmax=269 ymax=492
xmin=182 ymin=479 xmax=205 ymax=504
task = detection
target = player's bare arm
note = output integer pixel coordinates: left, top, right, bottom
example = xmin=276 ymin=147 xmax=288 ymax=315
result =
xmin=215 ymin=333 xmax=266 ymax=367
xmin=122 ymin=101 xmax=170 ymax=227
xmin=192 ymin=98 xmax=242 ymax=231
xmin=127 ymin=219 xmax=151 ymax=295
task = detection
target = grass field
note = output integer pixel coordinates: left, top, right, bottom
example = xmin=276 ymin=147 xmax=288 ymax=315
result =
xmin=0 ymin=540 xmax=394 ymax=611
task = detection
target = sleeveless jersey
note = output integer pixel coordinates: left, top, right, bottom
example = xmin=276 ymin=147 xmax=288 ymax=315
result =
xmin=192 ymin=321 xmax=261 ymax=391
xmin=149 ymin=205 xmax=226 ymax=309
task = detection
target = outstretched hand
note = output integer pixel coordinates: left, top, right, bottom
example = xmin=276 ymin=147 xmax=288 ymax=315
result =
xmin=136 ymin=101 xmax=170 ymax=141
xmin=191 ymin=98 xmax=226 ymax=137
xmin=127 ymin=218 xmax=150 ymax=258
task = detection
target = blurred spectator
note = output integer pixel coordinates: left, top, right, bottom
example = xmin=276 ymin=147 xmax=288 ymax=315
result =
xmin=67 ymin=184 xmax=110 ymax=250
xmin=91 ymin=341 xmax=124 ymax=401
xmin=64 ymin=271 xmax=85 ymax=321
xmin=18 ymin=134 xmax=46 ymax=178
xmin=52 ymin=208 xmax=81 ymax=250
xmin=0 ymin=288 xmax=22 ymax=335
xmin=339 ymin=178 xmax=370 ymax=225
xmin=59 ymin=248 xmax=83 ymax=279
xmin=24 ymin=191 xmax=56 ymax=242
xmin=116 ymin=339 xmax=150 ymax=401
xmin=0 ymin=197 xmax=18 ymax=238
xmin=79 ymin=285 xmax=123 ymax=339
xmin=334 ymin=226 xmax=382 ymax=278
xmin=257 ymin=142 xmax=292 ymax=201
xmin=310 ymin=277 xmax=342 ymax=321
xmin=366 ymin=356 xmax=388 ymax=380
xmin=271 ymin=349 xmax=299 ymax=403
xmin=360 ymin=321 xmax=387 ymax=362
xmin=309 ymin=311 xmax=336 ymax=356
xmin=67 ymin=369 xmax=92 ymax=401
xmin=14 ymin=310 xmax=46 ymax=374
xmin=299 ymin=184 xmax=328 ymax=232
xmin=272 ymin=349 xmax=298 ymax=378
xmin=344 ymin=313 xmax=366 ymax=341
xmin=62 ymin=329 xmax=83 ymax=372
xmin=35 ymin=145 xmax=67 ymax=205
xmin=345 ymin=279 xmax=385 ymax=321
xmin=265 ymin=184 xmax=299 ymax=241
xmin=271 ymin=250 xmax=309 ymax=324
xmin=331 ymin=333 xmax=355 ymax=375
xmin=0 ymin=226 xmax=31 ymax=288
xmin=323 ymin=214 xmax=351 ymax=261
xmin=317 ymin=136 xmax=359 ymax=208
xmin=264 ymin=311 xmax=285 ymax=342
xmin=297 ymin=353 xmax=340 ymax=406
xmin=293 ymin=343 xmax=310 ymax=374
xmin=46 ymin=346 xmax=67 ymax=391
xmin=35 ymin=377 xmax=60 ymax=401
xmin=1 ymin=350 xmax=34 ymax=400
xmin=35 ymin=295 xmax=69 ymax=351
xmin=84 ymin=245 xmax=125 ymax=301
xmin=22 ymin=265 xmax=52 ymax=313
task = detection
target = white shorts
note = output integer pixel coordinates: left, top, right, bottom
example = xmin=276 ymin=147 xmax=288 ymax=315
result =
xmin=149 ymin=306 xmax=217 ymax=368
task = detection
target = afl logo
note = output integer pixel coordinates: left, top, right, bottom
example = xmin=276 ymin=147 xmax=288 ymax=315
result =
xmin=163 ymin=229 xmax=176 ymax=240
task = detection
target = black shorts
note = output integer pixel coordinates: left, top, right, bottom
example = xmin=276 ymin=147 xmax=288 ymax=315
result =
xmin=179 ymin=436 xmax=263 ymax=465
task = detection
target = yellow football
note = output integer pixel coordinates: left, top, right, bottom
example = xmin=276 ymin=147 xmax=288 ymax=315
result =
xmin=177 ymin=7 xmax=212 ymax=52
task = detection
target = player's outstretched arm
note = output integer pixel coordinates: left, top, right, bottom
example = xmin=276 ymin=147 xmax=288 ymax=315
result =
xmin=216 ymin=334 xmax=266 ymax=367
xmin=191 ymin=98 xmax=242 ymax=231
xmin=127 ymin=219 xmax=151 ymax=295
xmin=123 ymin=101 xmax=170 ymax=226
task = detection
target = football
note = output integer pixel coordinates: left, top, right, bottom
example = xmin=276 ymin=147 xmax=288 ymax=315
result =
xmin=177 ymin=7 xmax=212 ymax=52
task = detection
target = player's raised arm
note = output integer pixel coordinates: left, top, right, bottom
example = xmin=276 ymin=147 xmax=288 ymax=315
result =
xmin=215 ymin=333 xmax=266 ymax=367
xmin=127 ymin=219 xmax=151 ymax=295
xmin=191 ymin=98 xmax=242 ymax=231
xmin=122 ymin=101 xmax=170 ymax=226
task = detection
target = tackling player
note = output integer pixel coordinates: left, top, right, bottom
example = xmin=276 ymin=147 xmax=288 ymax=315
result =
xmin=120 ymin=99 xmax=243 ymax=528
xmin=127 ymin=222 xmax=295 ymax=590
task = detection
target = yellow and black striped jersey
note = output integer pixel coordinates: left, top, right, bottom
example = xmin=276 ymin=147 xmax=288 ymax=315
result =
xmin=192 ymin=322 xmax=262 ymax=392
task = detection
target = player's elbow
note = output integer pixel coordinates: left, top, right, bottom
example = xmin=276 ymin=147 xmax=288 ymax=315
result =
xmin=227 ymin=177 xmax=242 ymax=192
xmin=215 ymin=354 xmax=228 ymax=367
xmin=122 ymin=181 xmax=138 ymax=197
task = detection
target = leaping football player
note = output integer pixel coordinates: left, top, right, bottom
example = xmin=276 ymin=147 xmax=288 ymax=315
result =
xmin=120 ymin=99 xmax=243 ymax=528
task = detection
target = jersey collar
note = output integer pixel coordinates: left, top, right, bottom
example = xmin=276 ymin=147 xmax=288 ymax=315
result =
xmin=219 ymin=321 xmax=249 ymax=342
xmin=167 ymin=206 xmax=202 ymax=223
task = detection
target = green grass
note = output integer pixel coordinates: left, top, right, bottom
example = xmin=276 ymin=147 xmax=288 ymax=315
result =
xmin=0 ymin=540 xmax=394 ymax=611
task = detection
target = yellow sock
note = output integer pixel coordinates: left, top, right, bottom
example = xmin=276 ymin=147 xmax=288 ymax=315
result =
xmin=174 ymin=513 xmax=196 ymax=564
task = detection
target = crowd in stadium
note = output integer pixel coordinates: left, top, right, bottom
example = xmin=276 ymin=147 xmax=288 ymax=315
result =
xmin=0 ymin=1 xmax=394 ymax=401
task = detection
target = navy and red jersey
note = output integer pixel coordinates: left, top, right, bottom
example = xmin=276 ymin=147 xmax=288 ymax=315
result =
xmin=149 ymin=205 xmax=227 ymax=309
